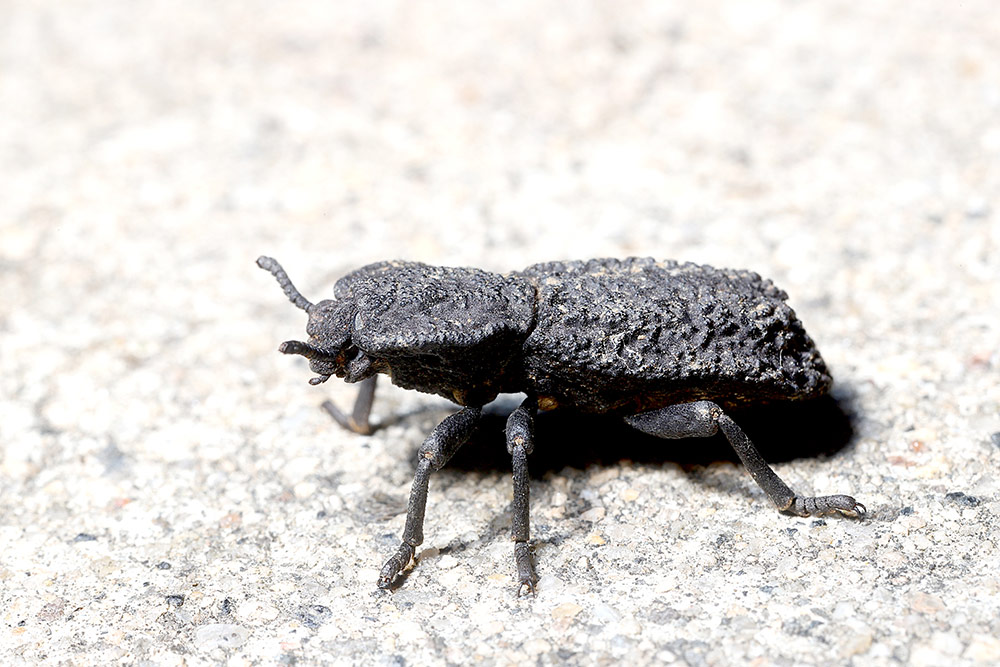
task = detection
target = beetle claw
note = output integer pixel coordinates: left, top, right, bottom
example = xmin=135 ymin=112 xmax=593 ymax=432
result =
xmin=517 ymin=579 xmax=537 ymax=598
xmin=845 ymin=501 xmax=867 ymax=517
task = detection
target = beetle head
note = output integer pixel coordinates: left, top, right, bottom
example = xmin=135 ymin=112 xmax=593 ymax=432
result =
xmin=257 ymin=256 xmax=374 ymax=386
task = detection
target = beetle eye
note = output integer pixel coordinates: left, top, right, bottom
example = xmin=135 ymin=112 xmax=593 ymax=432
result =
xmin=346 ymin=351 xmax=373 ymax=382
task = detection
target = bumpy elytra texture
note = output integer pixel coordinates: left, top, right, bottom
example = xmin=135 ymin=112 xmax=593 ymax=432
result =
xmin=324 ymin=257 xmax=829 ymax=412
xmin=515 ymin=257 xmax=831 ymax=414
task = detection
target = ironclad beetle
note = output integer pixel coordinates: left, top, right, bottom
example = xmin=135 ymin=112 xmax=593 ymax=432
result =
xmin=257 ymin=256 xmax=865 ymax=595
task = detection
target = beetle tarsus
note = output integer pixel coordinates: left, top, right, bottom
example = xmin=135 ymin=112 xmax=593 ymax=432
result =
xmin=514 ymin=542 xmax=537 ymax=597
xmin=378 ymin=543 xmax=415 ymax=589
xmin=322 ymin=376 xmax=377 ymax=435
xmin=789 ymin=495 xmax=866 ymax=517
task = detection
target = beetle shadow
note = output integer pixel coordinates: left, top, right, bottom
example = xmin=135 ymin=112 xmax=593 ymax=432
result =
xmin=446 ymin=394 xmax=857 ymax=479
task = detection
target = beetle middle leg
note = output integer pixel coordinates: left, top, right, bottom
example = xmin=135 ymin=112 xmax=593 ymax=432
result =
xmin=377 ymin=406 xmax=482 ymax=590
xmin=625 ymin=401 xmax=866 ymax=517
xmin=507 ymin=397 xmax=539 ymax=597
xmin=321 ymin=376 xmax=377 ymax=435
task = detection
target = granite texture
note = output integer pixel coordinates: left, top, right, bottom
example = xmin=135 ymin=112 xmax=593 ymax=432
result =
xmin=2 ymin=1 xmax=999 ymax=665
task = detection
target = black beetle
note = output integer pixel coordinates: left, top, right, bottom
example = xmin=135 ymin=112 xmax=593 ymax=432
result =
xmin=257 ymin=256 xmax=865 ymax=595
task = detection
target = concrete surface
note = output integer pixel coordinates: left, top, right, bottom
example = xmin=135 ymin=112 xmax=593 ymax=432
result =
xmin=2 ymin=1 xmax=999 ymax=665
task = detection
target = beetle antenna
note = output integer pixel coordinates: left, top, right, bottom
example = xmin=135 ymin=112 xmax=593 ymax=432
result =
xmin=279 ymin=340 xmax=333 ymax=385
xmin=278 ymin=340 xmax=331 ymax=360
xmin=257 ymin=256 xmax=313 ymax=312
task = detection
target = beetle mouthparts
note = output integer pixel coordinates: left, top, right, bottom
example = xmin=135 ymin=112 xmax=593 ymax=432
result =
xmin=344 ymin=350 xmax=373 ymax=383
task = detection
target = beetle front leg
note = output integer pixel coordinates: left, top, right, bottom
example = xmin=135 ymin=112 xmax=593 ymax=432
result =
xmin=506 ymin=397 xmax=538 ymax=597
xmin=377 ymin=406 xmax=482 ymax=590
xmin=625 ymin=401 xmax=865 ymax=517
xmin=322 ymin=376 xmax=377 ymax=435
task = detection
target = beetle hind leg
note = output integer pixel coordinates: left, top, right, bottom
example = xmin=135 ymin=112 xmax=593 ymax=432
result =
xmin=625 ymin=401 xmax=865 ymax=518
xmin=507 ymin=398 xmax=539 ymax=597
xmin=321 ymin=376 xmax=377 ymax=435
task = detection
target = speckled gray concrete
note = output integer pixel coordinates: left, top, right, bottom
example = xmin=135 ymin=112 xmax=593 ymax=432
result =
xmin=2 ymin=1 xmax=999 ymax=665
